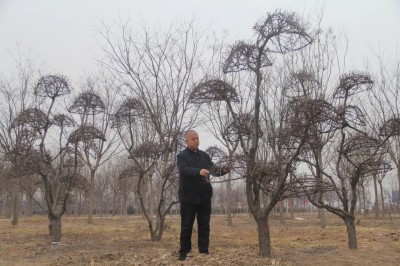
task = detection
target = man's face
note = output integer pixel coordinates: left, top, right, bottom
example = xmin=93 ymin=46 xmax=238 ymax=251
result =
xmin=185 ymin=131 xmax=199 ymax=151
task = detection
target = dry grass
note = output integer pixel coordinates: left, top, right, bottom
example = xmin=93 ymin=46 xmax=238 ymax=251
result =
xmin=0 ymin=213 xmax=399 ymax=265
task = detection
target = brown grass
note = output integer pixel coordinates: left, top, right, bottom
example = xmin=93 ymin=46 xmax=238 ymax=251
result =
xmin=0 ymin=213 xmax=399 ymax=265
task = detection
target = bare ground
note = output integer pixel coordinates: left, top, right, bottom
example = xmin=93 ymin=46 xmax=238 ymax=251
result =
xmin=0 ymin=213 xmax=399 ymax=265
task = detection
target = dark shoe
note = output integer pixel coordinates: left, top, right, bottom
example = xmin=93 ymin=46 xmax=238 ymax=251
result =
xmin=199 ymin=251 xmax=209 ymax=255
xmin=178 ymin=253 xmax=187 ymax=261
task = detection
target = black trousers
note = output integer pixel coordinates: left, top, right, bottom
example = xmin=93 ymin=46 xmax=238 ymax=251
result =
xmin=179 ymin=200 xmax=211 ymax=255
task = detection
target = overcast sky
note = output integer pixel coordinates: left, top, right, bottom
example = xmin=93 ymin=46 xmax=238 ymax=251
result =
xmin=0 ymin=0 xmax=399 ymax=82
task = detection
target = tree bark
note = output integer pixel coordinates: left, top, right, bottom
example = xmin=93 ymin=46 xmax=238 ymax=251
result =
xmin=11 ymin=181 xmax=20 ymax=226
xmin=149 ymin=176 xmax=154 ymax=219
xmin=316 ymin=149 xmax=326 ymax=228
xmin=122 ymin=194 xmax=128 ymax=216
xmin=372 ymin=174 xmax=379 ymax=219
xmin=226 ymin=164 xmax=233 ymax=226
xmin=88 ymin=170 xmax=95 ymax=224
xmin=73 ymin=193 xmax=79 ymax=217
xmin=149 ymin=217 xmax=164 ymax=241
xmin=397 ymin=162 xmax=400 ymax=205
xmin=378 ymin=181 xmax=385 ymax=217
xmin=50 ymin=216 xmax=62 ymax=243
xmin=112 ymin=192 xmax=117 ymax=217
xmin=289 ymin=199 xmax=294 ymax=219
xmin=344 ymin=216 xmax=357 ymax=249
xmin=256 ymin=217 xmax=272 ymax=257
xmin=361 ymin=186 xmax=367 ymax=217
xmin=396 ymin=162 xmax=400 ymax=204
xmin=27 ymin=193 xmax=33 ymax=217
xmin=278 ymin=201 xmax=285 ymax=224
xmin=99 ymin=193 xmax=103 ymax=217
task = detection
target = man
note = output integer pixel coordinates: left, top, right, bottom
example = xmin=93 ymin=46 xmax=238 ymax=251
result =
xmin=177 ymin=130 xmax=230 ymax=261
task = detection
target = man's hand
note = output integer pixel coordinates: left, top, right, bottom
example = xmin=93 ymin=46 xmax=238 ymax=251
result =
xmin=199 ymin=169 xmax=210 ymax=177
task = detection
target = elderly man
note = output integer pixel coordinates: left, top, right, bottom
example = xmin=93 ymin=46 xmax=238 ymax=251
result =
xmin=177 ymin=130 xmax=230 ymax=261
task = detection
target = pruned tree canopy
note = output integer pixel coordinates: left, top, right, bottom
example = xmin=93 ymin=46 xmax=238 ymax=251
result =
xmin=379 ymin=117 xmax=400 ymax=136
xmin=342 ymin=133 xmax=381 ymax=158
xmin=12 ymin=108 xmax=49 ymax=131
xmin=190 ymin=79 xmax=239 ymax=103
xmin=35 ymin=75 xmax=71 ymax=98
xmin=223 ymin=42 xmax=273 ymax=73
xmin=283 ymin=98 xmax=338 ymax=136
xmin=69 ymin=91 xmax=105 ymax=115
xmin=112 ymin=98 xmax=146 ymax=127
xmin=334 ymin=71 xmax=373 ymax=98
xmin=128 ymin=141 xmax=161 ymax=160
xmin=282 ymin=70 xmax=322 ymax=99
xmin=225 ymin=113 xmax=262 ymax=143
xmin=68 ymin=125 xmax=106 ymax=144
xmin=52 ymin=114 xmax=75 ymax=128
xmin=253 ymin=10 xmax=313 ymax=53
xmin=336 ymin=105 xmax=366 ymax=127
xmin=8 ymin=147 xmax=51 ymax=177
xmin=223 ymin=10 xmax=312 ymax=73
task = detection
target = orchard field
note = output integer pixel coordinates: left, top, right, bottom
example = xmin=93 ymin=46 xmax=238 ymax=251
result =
xmin=1 ymin=213 xmax=399 ymax=265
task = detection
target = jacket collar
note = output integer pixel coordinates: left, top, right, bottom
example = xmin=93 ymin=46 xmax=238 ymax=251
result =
xmin=186 ymin=147 xmax=199 ymax=154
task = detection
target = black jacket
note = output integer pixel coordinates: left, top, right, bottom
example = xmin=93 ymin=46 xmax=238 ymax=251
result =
xmin=177 ymin=148 xmax=217 ymax=204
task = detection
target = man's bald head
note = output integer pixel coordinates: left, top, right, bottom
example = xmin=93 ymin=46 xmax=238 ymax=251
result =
xmin=184 ymin=130 xmax=199 ymax=151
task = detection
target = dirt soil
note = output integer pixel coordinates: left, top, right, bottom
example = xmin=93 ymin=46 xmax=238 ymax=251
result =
xmin=0 ymin=213 xmax=399 ymax=265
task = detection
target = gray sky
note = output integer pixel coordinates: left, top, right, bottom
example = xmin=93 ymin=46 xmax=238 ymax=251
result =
xmin=0 ymin=0 xmax=399 ymax=82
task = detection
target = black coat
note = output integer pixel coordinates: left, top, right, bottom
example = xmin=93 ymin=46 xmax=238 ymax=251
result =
xmin=177 ymin=148 xmax=215 ymax=204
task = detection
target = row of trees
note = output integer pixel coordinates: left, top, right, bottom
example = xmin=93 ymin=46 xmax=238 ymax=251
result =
xmin=1 ymin=170 xmax=393 ymax=218
xmin=0 ymin=10 xmax=399 ymax=257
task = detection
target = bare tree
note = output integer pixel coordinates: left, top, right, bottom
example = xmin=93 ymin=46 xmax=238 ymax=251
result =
xmin=0 ymin=54 xmax=40 ymax=225
xmin=190 ymin=10 xmax=313 ymax=257
xmin=297 ymin=71 xmax=400 ymax=249
xmin=280 ymin=21 xmax=347 ymax=228
xmin=69 ymin=73 xmax=122 ymax=224
xmin=114 ymin=106 xmax=179 ymax=240
xmin=8 ymin=75 xmax=105 ymax=243
xmin=100 ymin=20 xmax=204 ymax=241
xmin=376 ymin=168 xmax=390 ymax=217
xmin=196 ymin=36 xmax=242 ymax=225
xmin=19 ymin=174 xmax=42 ymax=216
xmin=94 ymin=162 xmax=115 ymax=216
xmin=368 ymin=54 xmax=400 ymax=208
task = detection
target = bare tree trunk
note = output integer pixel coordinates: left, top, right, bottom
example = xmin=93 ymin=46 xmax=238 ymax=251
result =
xmin=79 ymin=193 xmax=83 ymax=216
xmin=49 ymin=215 xmax=62 ymax=243
xmin=278 ymin=201 xmax=285 ymax=224
xmin=361 ymin=186 xmax=368 ymax=217
xmin=289 ymin=199 xmax=294 ymax=219
xmin=149 ymin=216 xmax=165 ymax=241
xmin=27 ymin=192 xmax=33 ymax=217
xmin=73 ymin=193 xmax=79 ymax=217
xmin=112 ymin=192 xmax=117 ymax=217
xmin=373 ymin=174 xmax=379 ymax=219
xmin=378 ymin=180 xmax=385 ymax=217
xmin=397 ymin=162 xmax=400 ymax=206
xmin=122 ymin=194 xmax=128 ymax=216
xmin=226 ymin=171 xmax=233 ymax=226
xmin=149 ymin=177 xmax=154 ymax=219
xmin=256 ymin=216 xmax=272 ymax=257
xmin=99 ymin=193 xmax=103 ymax=217
xmin=343 ymin=216 xmax=357 ymax=249
xmin=88 ymin=170 xmax=95 ymax=224
xmin=2 ymin=196 xmax=7 ymax=216
xmin=11 ymin=181 xmax=20 ymax=226
xmin=316 ymin=150 xmax=326 ymax=228
xmin=356 ymin=191 xmax=362 ymax=215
